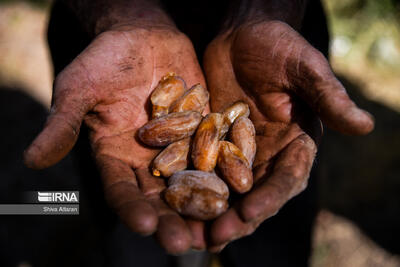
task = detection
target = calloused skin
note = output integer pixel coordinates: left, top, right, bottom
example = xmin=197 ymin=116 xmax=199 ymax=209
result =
xmin=201 ymin=20 xmax=374 ymax=251
xmin=24 ymin=24 xmax=207 ymax=254
xmin=24 ymin=3 xmax=374 ymax=255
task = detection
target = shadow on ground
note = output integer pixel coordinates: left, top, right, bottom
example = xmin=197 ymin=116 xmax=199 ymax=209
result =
xmin=317 ymin=75 xmax=400 ymax=254
xmin=0 ymin=87 xmax=106 ymax=267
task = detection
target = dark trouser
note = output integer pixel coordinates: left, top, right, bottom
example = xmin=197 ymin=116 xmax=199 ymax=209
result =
xmin=47 ymin=1 xmax=328 ymax=266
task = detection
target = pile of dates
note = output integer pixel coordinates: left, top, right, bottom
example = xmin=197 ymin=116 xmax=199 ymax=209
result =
xmin=138 ymin=73 xmax=256 ymax=220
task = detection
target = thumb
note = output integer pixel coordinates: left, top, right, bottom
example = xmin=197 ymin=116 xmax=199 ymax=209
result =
xmin=24 ymin=75 xmax=96 ymax=169
xmin=289 ymin=46 xmax=374 ymax=135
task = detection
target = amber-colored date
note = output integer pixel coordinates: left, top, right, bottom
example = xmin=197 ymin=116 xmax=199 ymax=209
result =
xmin=191 ymin=113 xmax=225 ymax=171
xmin=165 ymin=186 xmax=228 ymax=220
xmin=170 ymin=84 xmax=209 ymax=114
xmin=164 ymin=170 xmax=229 ymax=220
xmin=219 ymin=101 xmax=250 ymax=137
xmin=138 ymin=111 xmax=202 ymax=147
xmin=223 ymin=101 xmax=250 ymax=125
xmin=150 ymin=72 xmax=186 ymax=118
xmin=168 ymin=170 xmax=229 ymax=198
xmin=152 ymin=137 xmax=191 ymax=177
xmin=230 ymin=117 xmax=256 ymax=167
xmin=217 ymin=141 xmax=253 ymax=193
xmin=139 ymin=73 xmax=258 ymax=220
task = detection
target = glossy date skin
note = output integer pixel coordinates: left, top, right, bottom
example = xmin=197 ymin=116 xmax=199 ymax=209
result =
xmin=23 ymin=0 xmax=374 ymax=254
xmin=230 ymin=116 xmax=257 ymax=167
xmin=164 ymin=170 xmax=229 ymax=220
xmin=217 ymin=141 xmax=253 ymax=193
xmin=138 ymin=111 xmax=202 ymax=147
xmin=23 ymin=0 xmax=207 ymax=254
xmin=152 ymin=137 xmax=191 ymax=177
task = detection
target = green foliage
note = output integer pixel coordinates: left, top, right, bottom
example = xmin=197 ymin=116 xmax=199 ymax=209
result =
xmin=324 ymin=0 xmax=400 ymax=70
xmin=328 ymin=0 xmax=398 ymax=18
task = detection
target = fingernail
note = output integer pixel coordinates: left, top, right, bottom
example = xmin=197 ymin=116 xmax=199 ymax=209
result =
xmin=209 ymin=242 xmax=228 ymax=253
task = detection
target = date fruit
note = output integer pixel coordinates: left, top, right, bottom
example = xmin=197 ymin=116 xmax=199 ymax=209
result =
xmin=138 ymin=111 xmax=202 ymax=147
xmin=230 ymin=117 xmax=256 ymax=167
xmin=168 ymin=170 xmax=229 ymax=198
xmin=152 ymin=137 xmax=191 ymax=177
xmin=191 ymin=113 xmax=225 ymax=171
xmin=150 ymin=72 xmax=186 ymax=118
xmin=217 ymin=141 xmax=253 ymax=193
xmin=137 ymin=73 xmax=258 ymax=221
xmin=164 ymin=170 xmax=229 ymax=220
xmin=170 ymin=84 xmax=209 ymax=114
xmin=223 ymin=101 xmax=250 ymax=124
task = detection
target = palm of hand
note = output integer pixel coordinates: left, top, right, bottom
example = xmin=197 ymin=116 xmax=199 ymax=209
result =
xmin=25 ymin=26 xmax=206 ymax=253
xmin=25 ymin=21 xmax=373 ymax=253
xmin=203 ymin=21 xmax=373 ymax=249
xmin=207 ymin=21 xmax=322 ymax=177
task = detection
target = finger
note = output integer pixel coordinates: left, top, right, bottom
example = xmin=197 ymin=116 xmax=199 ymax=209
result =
xmin=209 ymin=207 xmax=261 ymax=248
xmin=186 ymin=219 xmax=207 ymax=250
xmin=24 ymin=76 xmax=97 ymax=169
xmin=208 ymin=243 xmax=228 ymax=253
xmin=136 ymin=169 xmax=192 ymax=255
xmin=157 ymin=213 xmax=193 ymax=255
xmin=289 ymin=46 xmax=374 ymax=135
xmin=97 ymin=155 xmax=158 ymax=235
xmin=148 ymin=195 xmax=192 ymax=255
xmin=239 ymin=134 xmax=317 ymax=222
xmin=209 ymin=208 xmax=245 ymax=247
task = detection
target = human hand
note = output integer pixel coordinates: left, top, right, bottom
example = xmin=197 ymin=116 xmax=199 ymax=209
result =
xmin=203 ymin=20 xmax=374 ymax=251
xmin=24 ymin=21 xmax=206 ymax=254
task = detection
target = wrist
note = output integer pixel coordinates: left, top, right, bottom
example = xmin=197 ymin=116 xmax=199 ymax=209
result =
xmin=221 ymin=0 xmax=308 ymax=33
xmin=63 ymin=0 xmax=175 ymax=37
xmin=95 ymin=3 xmax=175 ymax=35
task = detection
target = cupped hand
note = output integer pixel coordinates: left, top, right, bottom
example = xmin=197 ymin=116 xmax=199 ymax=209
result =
xmin=24 ymin=24 xmax=206 ymax=254
xmin=203 ymin=20 xmax=374 ymax=251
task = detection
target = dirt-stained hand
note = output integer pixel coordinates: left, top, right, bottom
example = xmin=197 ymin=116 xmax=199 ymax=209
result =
xmin=24 ymin=24 xmax=206 ymax=254
xmin=203 ymin=20 xmax=374 ymax=251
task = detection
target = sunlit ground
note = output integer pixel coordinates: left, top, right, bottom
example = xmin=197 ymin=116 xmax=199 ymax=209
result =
xmin=311 ymin=211 xmax=400 ymax=267
xmin=0 ymin=1 xmax=399 ymax=266
xmin=0 ymin=1 xmax=52 ymax=106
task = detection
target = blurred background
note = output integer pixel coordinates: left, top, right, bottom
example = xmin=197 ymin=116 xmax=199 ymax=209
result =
xmin=0 ymin=0 xmax=399 ymax=266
